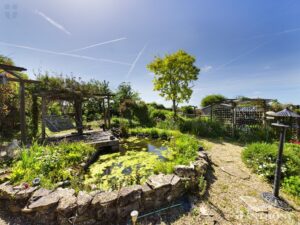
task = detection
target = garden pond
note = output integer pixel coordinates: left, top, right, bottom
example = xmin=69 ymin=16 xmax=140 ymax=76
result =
xmin=84 ymin=137 xmax=169 ymax=191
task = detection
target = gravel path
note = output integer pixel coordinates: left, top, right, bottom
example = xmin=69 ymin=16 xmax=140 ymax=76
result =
xmin=172 ymin=140 xmax=300 ymax=225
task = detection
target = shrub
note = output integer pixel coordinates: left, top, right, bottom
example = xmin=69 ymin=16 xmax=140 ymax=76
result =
xmin=283 ymin=176 xmax=300 ymax=197
xmin=242 ymin=142 xmax=300 ymax=198
xmin=179 ymin=118 xmax=227 ymax=138
xmin=10 ymin=142 xmax=95 ymax=189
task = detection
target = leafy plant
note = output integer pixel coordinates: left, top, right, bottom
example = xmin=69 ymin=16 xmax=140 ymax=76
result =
xmin=10 ymin=141 xmax=95 ymax=189
xmin=242 ymin=142 xmax=300 ymax=198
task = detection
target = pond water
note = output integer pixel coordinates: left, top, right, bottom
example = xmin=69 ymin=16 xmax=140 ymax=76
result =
xmin=120 ymin=137 xmax=168 ymax=159
xmin=84 ymin=137 xmax=169 ymax=191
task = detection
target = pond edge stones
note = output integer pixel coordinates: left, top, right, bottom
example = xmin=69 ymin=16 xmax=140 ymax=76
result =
xmin=0 ymin=150 xmax=210 ymax=225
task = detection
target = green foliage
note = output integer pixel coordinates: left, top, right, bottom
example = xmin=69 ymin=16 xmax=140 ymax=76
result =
xmin=147 ymin=50 xmax=200 ymax=116
xmin=10 ymin=142 xmax=95 ymax=189
xmin=242 ymin=142 xmax=300 ymax=197
xmin=283 ymin=176 xmax=300 ymax=197
xmin=201 ymin=94 xmax=226 ymax=107
xmin=179 ymin=118 xmax=227 ymax=138
xmin=133 ymin=101 xmax=152 ymax=126
xmin=198 ymin=175 xmax=207 ymax=196
xmin=129 ymin=127 xmax=180 ymax=139
xmin=113 ymin=82 xmax=139 ymax=111
xmin=129 ymin=128 xmax=202 ymax=174
xmin=111 ymin=117 xmax=139 ymax=128
xmin=85 ymin=151 xmax=159 ymax=191
xmin=147 ymin=102 xmax=168 ymax=110
xmin=235 ymin=126 xmax=277 ymax=143
xmin=181 ymin=105 xmax=195 ymax=114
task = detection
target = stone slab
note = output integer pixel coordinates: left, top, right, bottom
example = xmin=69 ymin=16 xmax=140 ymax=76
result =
xmin=220 ymin=165 xmax=250 ymax=180
xmin=240 ymin=196 xmax=270 ymax=213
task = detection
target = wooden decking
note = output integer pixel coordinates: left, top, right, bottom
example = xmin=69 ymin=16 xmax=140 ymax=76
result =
xmin=46 ymin=130 xmax=119 ymax=151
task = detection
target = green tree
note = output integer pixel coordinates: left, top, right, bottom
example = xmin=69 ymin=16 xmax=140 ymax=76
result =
xmin=113 ymin=82 xmax=139 ymax=109
xmin=147 ymin=50 xmax=200 ymax=117
xmin=201 ymin=94 xmax=226 ymax=107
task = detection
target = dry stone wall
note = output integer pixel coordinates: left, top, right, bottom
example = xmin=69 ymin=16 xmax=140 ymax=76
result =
xmin=0 ymin=151 xmax=209 ymax=225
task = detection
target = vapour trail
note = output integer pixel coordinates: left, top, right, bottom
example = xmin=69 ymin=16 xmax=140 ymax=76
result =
xmin=66 ymin=37 xmax=127 ymax=53
xmin=0 ymin=41 xmax=131 ymax=66
xmin=126 ymin=44 xmax=148 ymax=79
xmin=35 ymin=10 xmax=72 ymax=36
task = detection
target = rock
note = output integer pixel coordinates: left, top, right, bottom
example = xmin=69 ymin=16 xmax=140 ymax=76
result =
xmin=146 ymin=174 xmax=174 ymax=189
xmin=0 ymin=182 xmax=18 ymax=199
xmin=146 ymin=174 xmax=181 ymax=207
xmin=57 ymin=193 xmax=77 ymax=225
xmin=57 ymin=194 xmax=77 ymax=214
xmin=92 ymin=191 xmax=118 ymax=207
xmin=199 ymin=204 xmax=215 ymax=216
xmin=118 ymin=185 xmax=142 ymax=207
xmin=240 ymin=196 xmax=270 ymax=213
xmin=192 ymin=158 xmax=208 ymax=176
xmin=91 ymin=191 xmax=118 ymax=220
xmin=29 ymin=188 xmax=51 ymax=203
xmin=197 ymin=151 xmax=209 ymax=161
xmin=174 ymin=165 xmax=196 ymax=178
xmin=220 ymin=165 xmax=250 ymax=180
xmin=28 ymin=191 xmax=61 ymax=211
xmin=15 ymin=186 xmax=38 ymax=200
xmin=141 ymin=184 xmax=155 ymax=210
xmin=28 ymin=188 xmax=74 ymax=211
xmin=77 ymin=191 xmax=93 ymax=215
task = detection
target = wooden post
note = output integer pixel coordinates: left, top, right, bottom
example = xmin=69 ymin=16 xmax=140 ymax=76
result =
xmin=74 ymin=99 xmax=83 ymax=135
xmin=41 ymin=95 xmax=47 ymax=141
xmin=107 ymin=96 xmax=111 ymax=129
xmin=232 ymin=103 xmax=236 ymax=137
xmin=262 ymin=100 xmax=267 ymax=127
xmin=19 ymin=81 xmax=26 ymax=144
xmin=103 ymin=98 xmax=107 ymax=130
xmin=31 ymin=94 xmax=39 ymax=138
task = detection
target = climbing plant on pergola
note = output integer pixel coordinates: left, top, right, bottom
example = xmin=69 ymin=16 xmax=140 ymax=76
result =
xmin=30 ymin=75 xmax=114 ymax=140
xmin=0 ymin=63 xmax=40 ymax=144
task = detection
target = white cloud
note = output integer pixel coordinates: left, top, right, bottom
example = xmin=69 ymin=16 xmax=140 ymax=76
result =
xmin=202 ymin=65 xmax=213 ymax=72
xmin=35 ymin=10 xmax=71 ymax=36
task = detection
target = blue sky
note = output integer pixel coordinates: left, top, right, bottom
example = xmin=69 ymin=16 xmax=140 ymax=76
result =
xmin=1 ymin=0 xmax=300 ymax=107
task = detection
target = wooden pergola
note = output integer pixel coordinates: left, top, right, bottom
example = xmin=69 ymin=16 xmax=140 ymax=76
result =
xmin=0 ymin=63 xmax=40 ymax=144
xmin=34 ymin=89 xmax=114 ymax=141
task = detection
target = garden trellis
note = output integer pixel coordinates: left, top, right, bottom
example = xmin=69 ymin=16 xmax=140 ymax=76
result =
xmin=202 ymin=98 xmax=273 ymax=136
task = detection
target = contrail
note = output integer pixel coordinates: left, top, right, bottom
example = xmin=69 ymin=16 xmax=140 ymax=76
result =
xmin=215 ymin=39 xmax=273 ymax=70
xmin=0 ymin=41 xmax=131 ymax=66
xmin=66 ymin=37 xmax=127 ymax=53
xmin=126 ymin=44 xmax=148 ymax=79
xmin=217 ymin=27 xmax=300 ymax=70
xmin=246 ymin=27 xmax=300 ymax=40
xmin=35 ymin=10 xmax=72 ymax=36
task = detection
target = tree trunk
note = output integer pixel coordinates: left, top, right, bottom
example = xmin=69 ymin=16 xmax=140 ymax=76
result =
xmin=172 ymin=99 xmax=177 ymax=118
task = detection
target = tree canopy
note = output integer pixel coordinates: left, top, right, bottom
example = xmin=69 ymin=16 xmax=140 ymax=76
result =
xmin=201 ymin=94 xmax=226 ymax=107
xmin=147 ymin=50 xmax=200 ymax=117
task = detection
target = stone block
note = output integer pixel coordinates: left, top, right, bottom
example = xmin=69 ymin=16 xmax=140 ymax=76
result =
xmin=174 ymin=165 xmax=196 ymax=178
xmin=77 ymin=191 xmax=93 ymax=215
xmin=118 ymin=185 xmax=142 ymax=207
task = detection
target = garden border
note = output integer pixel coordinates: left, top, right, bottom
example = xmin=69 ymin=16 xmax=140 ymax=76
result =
xmin=0 ymin=150 xmax=209 ymax=225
